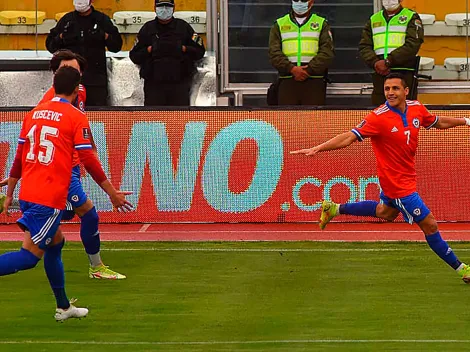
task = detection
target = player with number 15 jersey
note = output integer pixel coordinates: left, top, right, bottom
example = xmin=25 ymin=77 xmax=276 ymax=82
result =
xmin=18 ymin=97 xmax=94 ymax=210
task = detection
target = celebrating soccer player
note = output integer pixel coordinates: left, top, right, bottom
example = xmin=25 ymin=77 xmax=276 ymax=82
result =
xmin=0 ymin=50 xmax=126 ymax=280
xmin=291 ymin=72 xmax=470 ymax=283
xmin=0 ymin=67 xmax=133 ymax=321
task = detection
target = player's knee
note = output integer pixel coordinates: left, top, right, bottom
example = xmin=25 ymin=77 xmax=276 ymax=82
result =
xmin=81 ymin=206 xmax=99 ymax=224
xmin=419 ymin=214 xmax=438 ymax=235
xmin=19 ymin=248 xmax=40 ymax=270
xmin=376 ymin=205 xmax=398 ymax=222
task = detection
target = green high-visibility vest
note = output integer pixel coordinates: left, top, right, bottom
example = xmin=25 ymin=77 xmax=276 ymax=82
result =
xmin=370 ymin=8 xmax=414 ymax=58
xmin=277 ymin=13 xmax=325 ymax=67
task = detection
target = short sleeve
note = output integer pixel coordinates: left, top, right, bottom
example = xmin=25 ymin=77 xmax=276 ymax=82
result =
xmin=420 ymin=105 xmax=439 ymax=129
xmin=72 ymin=112 xmax=93 ymax=151
xmin=351 ymin=112 xmax=381 ymax=141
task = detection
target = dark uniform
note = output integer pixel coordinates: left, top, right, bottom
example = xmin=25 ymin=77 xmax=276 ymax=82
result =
xmin=129 ymin=2 xmax=205 ymax=106
xmin=46 ymin=7 xmax=123 ymax=106
xmin=359 ymin=6 xmax=424 ymax=105
xmin=268 ymin=12 xmax=334 ymax=106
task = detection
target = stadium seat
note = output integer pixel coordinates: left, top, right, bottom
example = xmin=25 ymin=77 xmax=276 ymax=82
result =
xmin=55 ymin=12 xmax=67 ymax=22
xmin=0 ymin=11 xmax=46 ymax=25
xmin=444 ymin=58 xmax=469 ymax=72
xmin=174 ymin=11 xmax=206 ymax=33
xmin=445 ymin=14 xmax=469 ymax=27
xmin=419 ymin=57 xmax=435 ymax=71
xmin=420 ymin=14 xmax=435 ymax=25
xmin=113 ymin=11 xmax=155 ymax=26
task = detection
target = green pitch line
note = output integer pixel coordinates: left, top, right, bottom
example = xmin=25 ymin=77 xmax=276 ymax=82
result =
xmin=0 ymin=241 xmax=469 ymax=352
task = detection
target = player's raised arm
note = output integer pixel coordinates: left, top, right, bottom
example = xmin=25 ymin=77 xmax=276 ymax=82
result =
xmin=290 ymin=131 xmax=358 ymax=156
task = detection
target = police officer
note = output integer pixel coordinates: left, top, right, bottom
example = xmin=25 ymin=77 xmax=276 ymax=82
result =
xmin=268 ymin=0 xmax=334 ymax=106
xmin=46 ymin=0 xmax=123 ymax=106
xmin=359 ymin=0 xmax=424 ymax=105
xmin=130 ymin=0 xmax=206 ymax=106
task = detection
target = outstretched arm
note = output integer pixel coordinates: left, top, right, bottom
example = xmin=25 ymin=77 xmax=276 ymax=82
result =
xmin=77 ymin=149 xmax=133 ymax=212
xmin=433 ymin=116 xmax=468 ymax=130
xmin=290 ymin=131 xmax=358 ymax=156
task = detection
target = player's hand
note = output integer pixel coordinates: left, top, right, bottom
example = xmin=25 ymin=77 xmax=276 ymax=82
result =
xmin=2 ymin=196 xmax=13 ymax=216
xmin=110 ymin=191 xmax=134 ymax=213
xmin=0 ymin=178 xmax=8 ymax=188
xmin=290 ymin=147 xmax=320 ymax=156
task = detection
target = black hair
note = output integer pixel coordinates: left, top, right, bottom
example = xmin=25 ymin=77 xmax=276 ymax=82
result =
xmin=53 ymin=66 xmax=81 ymax=95
xmin=49 ymin=50 xmax=87 ymax=73
xmin=384 ymin=72 xmax=408 ymax=88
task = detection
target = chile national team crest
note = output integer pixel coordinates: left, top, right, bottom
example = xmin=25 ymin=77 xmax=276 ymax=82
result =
xmin=412 ymin=118 xmax=420 ymax=128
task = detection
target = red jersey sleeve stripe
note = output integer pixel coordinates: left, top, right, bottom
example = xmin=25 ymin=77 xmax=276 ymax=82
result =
xmin=18 ymin=138 xmax=26 ymax=144
xmin=351 ymin=129 xmax=364 ymax=141
xmin=425 ymin=116 xmax=439 ymax=130
xmin=75 ymin=144 xmax=93 ymax=150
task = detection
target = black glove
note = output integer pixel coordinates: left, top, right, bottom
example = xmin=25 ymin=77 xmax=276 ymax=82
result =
xmin=88 ymin=23 xmax=106 ymax=42
xmin=62 ymin=21 xmax=80 ymax=45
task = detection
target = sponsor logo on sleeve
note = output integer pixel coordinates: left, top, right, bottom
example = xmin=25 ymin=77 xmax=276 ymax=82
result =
xmin=82 ymin=127 xmax=91 ymax=139
xmin=356 ymin=120 xmax=367 ymax=129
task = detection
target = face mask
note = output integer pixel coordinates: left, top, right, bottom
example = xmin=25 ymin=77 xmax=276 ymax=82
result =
xmin=156 ymin=6 xmax=174 ymax=21
xmin=292 ymin=1 xmax=309 ymax=16
xmin=382 ymin=0 xmax=400 ymax=11
xmin=73 ymin=0 xmax=91 ymax=13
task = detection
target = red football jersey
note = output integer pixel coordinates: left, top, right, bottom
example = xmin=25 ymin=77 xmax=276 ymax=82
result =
xmin=40 ymin=85 xmax=87 ymax=167
xmin=351 ymin=100 xmax=438 ymax=199
xmin=40 ymin=84 xmax=86 ymax=112
xmin=18 ymin=97 xmax=93 ymax=209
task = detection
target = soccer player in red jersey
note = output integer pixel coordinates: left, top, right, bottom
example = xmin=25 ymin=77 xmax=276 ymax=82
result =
xmin=0 ymin=67 xmax=133 ymax=321
xmin=291 ymin=72 xmax=470 ymax=283
xmin=1 ymin=50 xmax=126 ymax=279
xmin=40 ymin=50 xmax=87 ymax=112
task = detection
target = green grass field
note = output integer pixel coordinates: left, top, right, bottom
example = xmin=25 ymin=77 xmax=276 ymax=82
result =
xmin=0 ymin=241 xmax=469 ymax=351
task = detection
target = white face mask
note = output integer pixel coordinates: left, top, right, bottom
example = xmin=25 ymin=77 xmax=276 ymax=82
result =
xmin=156 ymin=6 xmax=174 ymax=21
xmin=382 ymin=0 xmax=400 ymax=11
xmin=73 ymin=0 xmax=91 ymax=13
xmin=292 ymin=0 xmax=309 ymax=16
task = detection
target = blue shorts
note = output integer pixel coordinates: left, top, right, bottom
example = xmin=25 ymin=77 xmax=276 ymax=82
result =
xmin=66 ymin=165 xmax=88 ymax=210
xmin=380 ymin=192 xmax=430 ymax=224
xmin=17 ymin=201 xmax=64 ymax=250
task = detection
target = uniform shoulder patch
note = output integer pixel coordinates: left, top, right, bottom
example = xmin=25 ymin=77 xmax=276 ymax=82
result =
xmin=192 ymin=33 xmax=204 ymax=46
xmin=356 ymin=120 xmax=367 ymax=129
xmin=82 ymin=128 xmax=91 ymax=140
